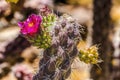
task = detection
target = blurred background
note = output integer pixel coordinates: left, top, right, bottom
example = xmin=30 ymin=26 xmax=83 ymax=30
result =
xmin=0 ymin=0 xmax=120 ymax=80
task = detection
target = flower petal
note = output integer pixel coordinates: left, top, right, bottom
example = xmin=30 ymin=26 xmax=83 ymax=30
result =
xmin=18 ymin=22 xmax=24 ymax=28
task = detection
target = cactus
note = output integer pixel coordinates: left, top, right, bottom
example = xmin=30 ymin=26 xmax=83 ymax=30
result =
xmin=17 ymin=6 xmax=100 ymax=80
xmin=33 ymin=14 xmax=81 ymax=80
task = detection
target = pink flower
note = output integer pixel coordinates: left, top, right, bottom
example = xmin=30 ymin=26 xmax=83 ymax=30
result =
xmin=12 ymin=64 xmax=33 ymax=80
xmin=18 ymin=14 xmax=42 ymax=36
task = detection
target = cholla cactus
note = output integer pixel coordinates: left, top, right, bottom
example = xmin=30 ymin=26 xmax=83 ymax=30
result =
xmin=18 ymin=6 xmax=100 ymax=80
xmin=78 ymin=45 xmax=101 ymax=64
xmin=33 ymin=14 xmax=81 ymax=80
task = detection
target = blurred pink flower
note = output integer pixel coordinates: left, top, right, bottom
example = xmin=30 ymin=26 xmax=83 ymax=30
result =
xmin=12 ymin=64 xmax=33 ymax=80
xmin=18 ymin=14 xmax=42 ymax=36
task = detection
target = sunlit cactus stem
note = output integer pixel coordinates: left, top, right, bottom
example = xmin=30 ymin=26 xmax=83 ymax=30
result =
xmin=33 ymin=14 xmax=82 ymax=80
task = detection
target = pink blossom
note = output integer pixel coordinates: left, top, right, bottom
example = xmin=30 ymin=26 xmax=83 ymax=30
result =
xmin=18 ymin=14 xmax=42 ymax=36
xmin=12 ymin=64 xmax=33 ymax=80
